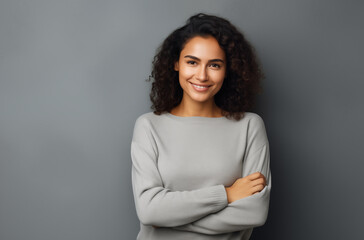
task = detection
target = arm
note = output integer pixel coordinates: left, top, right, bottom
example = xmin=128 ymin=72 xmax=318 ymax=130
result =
xmin=131 ymin=116 xmax=228 ymax=228
xmin=172 ymin=114 xmax=271 ymax=235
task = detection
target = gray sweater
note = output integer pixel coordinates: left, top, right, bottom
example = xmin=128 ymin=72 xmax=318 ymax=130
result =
xmin=131 ymin=111 xmax=271 ymax=240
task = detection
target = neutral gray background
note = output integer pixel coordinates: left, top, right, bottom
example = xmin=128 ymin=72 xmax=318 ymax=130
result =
xmin=0 ymin=0 xmax=363 ymax=239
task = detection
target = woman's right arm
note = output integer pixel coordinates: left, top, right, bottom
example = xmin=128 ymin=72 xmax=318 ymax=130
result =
xmin=131 ymin=116 xmax=228 ymax=228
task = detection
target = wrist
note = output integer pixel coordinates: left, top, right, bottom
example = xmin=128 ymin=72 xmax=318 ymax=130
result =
xmin=224 ymin=186 xmax=232 ymax=203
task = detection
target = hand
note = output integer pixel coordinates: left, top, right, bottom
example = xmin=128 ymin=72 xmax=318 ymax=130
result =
xmin=225 ymin=172 xmax=266 ymax=204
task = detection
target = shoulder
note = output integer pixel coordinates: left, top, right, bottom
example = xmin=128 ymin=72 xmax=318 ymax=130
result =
xmin=134 ymin=111 xmax=162 ymax=125
xmin=134 ymin=111 xmax=154 ymax=124
xmin=133 ymin=111 xmax=167 ymax=133
xmin=242 ymin=112 xmax=264 ymax=122
xmin=131 ymin=112 xmax=160 ymax=153
xmin=243 ymin=112 xmax=267 ymax=140
xmin=241 ymin=112 xmax=266 ymax=129
xmin=132 ymin=112 xmax=160 ymax=143
xmin=242 ymin=112 xmax=269 ymax=144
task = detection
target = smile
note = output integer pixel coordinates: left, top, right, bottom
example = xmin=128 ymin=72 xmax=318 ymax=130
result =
xmin=192 ymin=84 xmax=208 ymax=88
xmin=191 ymin=83 xmax=210 ymax=88
xmin=190 ymin=82 xmax=211 ymax=92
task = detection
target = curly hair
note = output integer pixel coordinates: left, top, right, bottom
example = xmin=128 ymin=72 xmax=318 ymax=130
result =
xmin=148 ymin=13 xmax=264 ymax=120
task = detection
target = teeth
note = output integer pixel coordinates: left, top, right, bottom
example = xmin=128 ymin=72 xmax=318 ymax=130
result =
xmin=192 ymin=83 xmax=209 ymax=89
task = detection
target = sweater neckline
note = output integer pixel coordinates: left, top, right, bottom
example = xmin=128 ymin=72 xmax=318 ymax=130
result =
xmin=164 ymin=112 xmax=227 ymax=122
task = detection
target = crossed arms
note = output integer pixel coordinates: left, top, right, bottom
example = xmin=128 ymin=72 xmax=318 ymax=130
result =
xmin=131 ymin=115 xmax=271 ymax=235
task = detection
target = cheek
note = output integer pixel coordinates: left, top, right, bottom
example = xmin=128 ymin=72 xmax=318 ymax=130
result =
xmin=179 ymin=66 xmax=195 ymax=80
xmin=178 ymin=69 xmax=191 ymax=89
xmin=212 ymin=71 xmax=226 ymax=84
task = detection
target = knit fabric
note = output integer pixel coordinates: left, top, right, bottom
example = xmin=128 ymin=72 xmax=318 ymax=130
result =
xmin=131 ymin=112 xmax=271 ymax=240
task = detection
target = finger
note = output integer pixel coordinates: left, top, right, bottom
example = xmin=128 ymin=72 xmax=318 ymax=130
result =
xmin=250 ymin=184 xmax=265 ymax=194
xmin=250 ymin=177 xmax=266 ymax=187
xmin=247 ymin=172 xmax=262 ymax=180
xmin=259 ymin=175 xmax=266 ymax=186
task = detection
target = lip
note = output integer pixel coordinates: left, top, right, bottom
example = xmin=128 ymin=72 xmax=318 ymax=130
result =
xmin=190 ymin=82 xmax=211 ymax=87
xmin=190 ymin=82 xmax=211 ymax=92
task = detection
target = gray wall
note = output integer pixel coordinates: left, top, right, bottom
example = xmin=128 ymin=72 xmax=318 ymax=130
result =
xmin=0 ymin=0 xmax=363 ymax=239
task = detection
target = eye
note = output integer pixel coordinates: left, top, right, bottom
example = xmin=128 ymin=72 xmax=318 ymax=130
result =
xmin=187 ymin=60 xmax=197 ymax=65
xmin=209 ymin=63 xmax=221 ymax=69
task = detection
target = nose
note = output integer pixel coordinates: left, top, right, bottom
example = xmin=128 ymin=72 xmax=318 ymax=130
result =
xmin=196 ymin=66 xmax=208 ymax=81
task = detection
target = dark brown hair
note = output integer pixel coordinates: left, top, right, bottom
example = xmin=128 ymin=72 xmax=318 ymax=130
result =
xmin=148 ymin=13 xmax=264 ymax=120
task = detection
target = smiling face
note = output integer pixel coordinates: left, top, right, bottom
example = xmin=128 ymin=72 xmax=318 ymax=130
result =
xmin=174 ymin=35 xmax=226 ymax=105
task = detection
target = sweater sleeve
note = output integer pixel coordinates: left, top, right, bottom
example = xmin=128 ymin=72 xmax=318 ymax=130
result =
xmin=131 ymin=116 xmax=228 ymax=227
xmin=172 ymin=114 xmax=271 ymax=235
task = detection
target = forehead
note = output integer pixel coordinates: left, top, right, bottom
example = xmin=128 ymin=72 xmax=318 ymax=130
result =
xmin=180 ymin=36 xmax=226 ymax=60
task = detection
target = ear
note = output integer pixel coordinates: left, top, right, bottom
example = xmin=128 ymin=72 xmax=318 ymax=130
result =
xmin=174 ymin=61 xmax=179 ymax=71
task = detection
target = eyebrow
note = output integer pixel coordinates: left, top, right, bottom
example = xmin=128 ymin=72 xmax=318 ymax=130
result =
xmin=184 ymin=55 xmax=225 ymax=63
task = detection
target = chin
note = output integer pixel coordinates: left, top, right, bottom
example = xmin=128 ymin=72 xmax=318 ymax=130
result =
xmin=189 ymin=95 xmax=213 ymax=103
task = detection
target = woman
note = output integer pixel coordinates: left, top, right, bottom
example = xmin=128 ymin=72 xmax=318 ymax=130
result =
xmin=131 ymin=13 xmax=271 ymax=240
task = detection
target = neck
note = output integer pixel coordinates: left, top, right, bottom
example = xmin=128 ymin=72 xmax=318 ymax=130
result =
xmin=170 ymin=96 xmax=222 ymax=118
